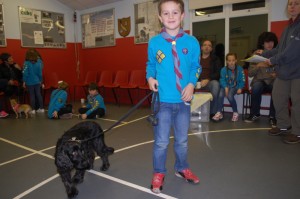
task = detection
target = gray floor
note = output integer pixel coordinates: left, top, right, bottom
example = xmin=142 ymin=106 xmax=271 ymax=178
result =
xmin=1 ymin=103 xmax=300 ymax=199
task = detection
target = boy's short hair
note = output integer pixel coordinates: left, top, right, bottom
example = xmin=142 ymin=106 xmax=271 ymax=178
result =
xmin=58 ymin=81 xmax=69 ymax=90
xmin=158 ymin=0 xmax=184 ymax=15
xmin=88 ymin=82 xmax=98 ymax=91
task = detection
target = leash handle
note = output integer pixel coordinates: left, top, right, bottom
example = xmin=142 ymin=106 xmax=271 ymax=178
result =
xmin=151 ymin=91 xmax=160 ymax=116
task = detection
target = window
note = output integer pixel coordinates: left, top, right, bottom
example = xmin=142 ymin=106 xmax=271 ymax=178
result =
xmin=229 ymin=14 xmax=268 ymax=66
xmin=232 ymin=0 xmax=266 ymax=11
xmin=193 ymin=19 xmax=225 ymax=64
xmin=195 ymin=6 xmax=223 ymax=16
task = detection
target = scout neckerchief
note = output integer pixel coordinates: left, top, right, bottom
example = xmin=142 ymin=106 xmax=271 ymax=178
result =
xmin=160 ymin=28 xmax=185 ymax=92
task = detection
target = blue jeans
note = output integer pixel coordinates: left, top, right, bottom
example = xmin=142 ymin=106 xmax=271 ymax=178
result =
xmin=217 ymin=87 xmax=238 ymax=113
xmin=27 ymin=84 xmax=43 ymax=110
xmin=250 ymin=81 xmax=275 ymax=117
xmin=201 ymin=80 xmax=220 ymax=114
xmin=153 ymin=102 xmax=190 ymax=174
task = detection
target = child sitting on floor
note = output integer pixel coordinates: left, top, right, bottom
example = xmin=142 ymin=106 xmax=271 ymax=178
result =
xmin=212 ymin=53 xmax=245 ymax=122
xmin=48 ymin=81 xmax=73 ymax=119
xmin=78 ymin=82 xmax=105 ymax=119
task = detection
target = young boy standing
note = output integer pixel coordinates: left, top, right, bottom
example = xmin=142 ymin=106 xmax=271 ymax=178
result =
xmin=146 ymin=0 xmax=201 ymax=194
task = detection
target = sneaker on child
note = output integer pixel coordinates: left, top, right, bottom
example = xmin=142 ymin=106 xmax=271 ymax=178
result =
xmin=31 ymin=110 xmax=36 ymax=114
xmin=244 ymin=114 xmax=260 ymax=123
xmin=151 ymin=173 xmax=165 ymax=194
xmin=175 ymin=168 xmax=200 ymax=184
xmin=0 ymin=111 xmax=9 ymax=118
xmin=60 ymin=113 xmax=73 ymax=119
xmin=212 ymin=112 xmax=223 ymax=122
xmin=36 ymin=108 xmax=45 ymax=113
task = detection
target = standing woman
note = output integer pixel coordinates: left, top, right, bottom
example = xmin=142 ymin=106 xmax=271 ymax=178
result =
xmin=261 ymin=0 xmax=300 ymax=144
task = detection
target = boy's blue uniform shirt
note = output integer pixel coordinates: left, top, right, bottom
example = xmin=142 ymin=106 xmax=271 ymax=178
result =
xmin=47 ymin=89 xmax=67 ymax=118
xmin=146 ymin=33 xmax=201 ymax=103
xmin=86 ymin=93 xmax=106 ymax=116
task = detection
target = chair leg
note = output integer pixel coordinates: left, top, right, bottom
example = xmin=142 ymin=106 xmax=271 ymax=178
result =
xmin=127 ymin=89 xmax=133 ymax=104
xmin=112 ymin=88 xmax=119 ymax=106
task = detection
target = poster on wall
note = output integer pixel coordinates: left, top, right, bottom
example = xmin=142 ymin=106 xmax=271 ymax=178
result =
xmin=81 ymin=9 xmax=115 ymax=48
xmin=18 ymin=7 xmax=66 ymax=48
xmin=0 ymin=4 xmax=6 ymax=47
xmin=134 ymin=1 xmax=161 ymax=44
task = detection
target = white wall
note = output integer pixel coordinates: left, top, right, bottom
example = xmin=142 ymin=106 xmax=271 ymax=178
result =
xmin=0 ymin=0 xmax=290 ymax=43
xmin=78 ymin=0 xmax=190 ymax=42
xmin=270 ymin=0 xmax=289 ymax=21
xmin=0 ymin=0 xmax=75 ymax=42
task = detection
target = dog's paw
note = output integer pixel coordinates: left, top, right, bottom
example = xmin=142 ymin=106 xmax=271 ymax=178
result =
xmin=101 ymin=163 xmax=110 ymax=171
xmin=68 ymin=187 xmax=78 ymax=198
xmin=72 ymin=176 xmax=84 ymax=184
xmin=105 ymin=147 xmax=115 ymax=155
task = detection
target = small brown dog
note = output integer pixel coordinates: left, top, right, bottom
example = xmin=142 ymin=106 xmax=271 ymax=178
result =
xmin=10 ymin=99 xmax=32 ymax=119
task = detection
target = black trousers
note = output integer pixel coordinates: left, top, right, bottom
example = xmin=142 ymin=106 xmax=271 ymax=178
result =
xmin=58 ymin=104 xmax=73 ymax=116
xmin=78 ymin=107 xmax=105 ymax=119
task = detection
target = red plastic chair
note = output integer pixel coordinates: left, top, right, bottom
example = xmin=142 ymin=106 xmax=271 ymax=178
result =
xmin=97 ymin=70 xmax=114 ymax=97
xmin=103 ymin=70 xmax=129 ymax=105
xmin=43 ymin=72 xmax=59 ymax=104
xmin=73 ymin=71 xmax=98 ymax=102
xmin=120 ymin=70 xmax=146 ymax=104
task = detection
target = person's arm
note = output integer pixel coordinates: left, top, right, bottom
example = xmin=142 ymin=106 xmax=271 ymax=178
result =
xmin=85 ymin=96 xmax=101 ymax=116
xmin=237 ymin=67 xmax=246 ymax=90
xmin=219 ymin=67 xmax=227 ymax=88
xmin=182 ymin=37 xmax=201 ymax=101
xmin=22 ymin=62 xmax=29 ymax=86
xmin=52 ymin=91 xmax=67 ymax=112
xmin=248 ymin=63 xmax=259 ymax=78
xmin=146 ymin=39 xmax=158 ymax=92
xmin=270 ymin=32 xmax=300 ymax=66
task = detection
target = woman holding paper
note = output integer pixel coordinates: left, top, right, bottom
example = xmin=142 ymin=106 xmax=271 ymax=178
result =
xmin=260 ymin=0 xmax=300 ymax=144
xmin=245 ymin=32 xmax=278 ymax=126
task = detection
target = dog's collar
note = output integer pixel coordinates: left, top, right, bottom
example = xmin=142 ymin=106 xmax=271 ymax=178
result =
xmin=12 ymin=104 xmax=20 ymax=111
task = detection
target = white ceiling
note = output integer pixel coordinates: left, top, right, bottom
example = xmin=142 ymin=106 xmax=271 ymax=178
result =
xmin=56 ymin=0 xmax=123 ymax=11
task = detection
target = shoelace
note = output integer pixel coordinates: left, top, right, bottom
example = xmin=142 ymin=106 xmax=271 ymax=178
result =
xmin=153 ymin=175 xmax=164 ymax=185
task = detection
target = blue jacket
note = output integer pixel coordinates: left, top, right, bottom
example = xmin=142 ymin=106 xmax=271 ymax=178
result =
xmin=146 ymin=32 xmax=201 ymax=103
xmin=220 ymin=65 xmax=245 ymax=89
xmin=85 ymin=93 xmax=106 ymax=116
xmin=23 ymin=59 xmax=43 ymax=85
xmin=47 ymin=89 xmax=68 ymax=118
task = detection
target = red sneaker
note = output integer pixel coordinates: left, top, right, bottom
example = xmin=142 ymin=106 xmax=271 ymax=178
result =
xmin=0 ymin=111 xmax=9 ymax=118
xmin=150 ymin=173 xmax=165 ymax=194
xmin=175 ymin=168 xmax=200 ymax=184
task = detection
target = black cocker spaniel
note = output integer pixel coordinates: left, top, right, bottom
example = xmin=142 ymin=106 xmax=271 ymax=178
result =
xmin=54 ymin=121 xmax=114 ymax=198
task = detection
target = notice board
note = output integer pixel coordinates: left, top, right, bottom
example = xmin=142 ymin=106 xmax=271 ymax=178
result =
xmin=134 ymin=1 xmax=161 ymax=44
xmin=81 ymin=9 xmax=115 ymax=48
xmin=0 ymin=4 xmax=6 ymax=46
xmin=18 ymin=7 xmax=66 ymax=48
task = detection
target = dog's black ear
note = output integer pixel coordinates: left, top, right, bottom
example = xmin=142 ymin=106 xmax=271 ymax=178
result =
xmin=55 ymin=139 xmax=73 ymax=170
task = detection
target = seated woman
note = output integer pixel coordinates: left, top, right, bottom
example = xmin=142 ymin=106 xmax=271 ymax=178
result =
xmin=0 ymin=53 xmax=23 ymax=98
xmin=244 ymin=32 xmax=278 ymax=127
xmin=47 ymin=81 xmax=72 ymax=119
